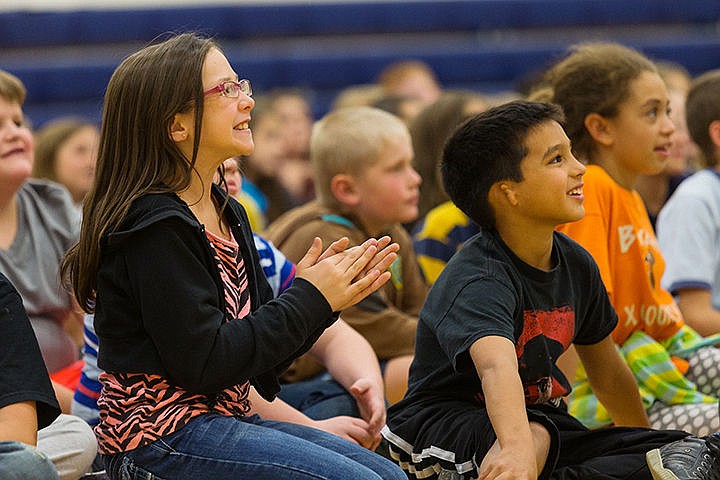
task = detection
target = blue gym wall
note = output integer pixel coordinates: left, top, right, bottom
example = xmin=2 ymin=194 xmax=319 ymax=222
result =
xmin=2 ymin=0 xmax=719 ymax=128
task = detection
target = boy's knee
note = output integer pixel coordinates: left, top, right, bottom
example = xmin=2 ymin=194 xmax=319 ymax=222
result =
xmin=0 ymin=441 xmax=59 ymax=480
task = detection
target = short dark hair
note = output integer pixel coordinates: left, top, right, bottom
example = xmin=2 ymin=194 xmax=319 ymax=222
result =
xmin=686 ymin=69 xmax=720 ymax=168
xmin=441 ymin=100 xmax=565 ymax=229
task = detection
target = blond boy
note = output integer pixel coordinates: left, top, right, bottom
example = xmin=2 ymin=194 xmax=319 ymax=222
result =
xmin=265 ymin=107 xmax=426 ymax=407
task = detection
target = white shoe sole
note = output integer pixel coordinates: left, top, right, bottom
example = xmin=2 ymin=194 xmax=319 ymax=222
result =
xmin=646 ymin=449 xmax=680 ymax=480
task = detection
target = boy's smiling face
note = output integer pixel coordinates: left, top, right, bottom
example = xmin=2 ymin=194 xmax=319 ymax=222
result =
xmin=351 ymin=133 xmax=421 ymax=236
xmin=508 ymin=120 xmax=586 ymax=227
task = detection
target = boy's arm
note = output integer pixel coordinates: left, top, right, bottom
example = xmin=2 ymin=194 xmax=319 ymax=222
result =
xmin=657 ymin=189 xmax=720 ymax=336
xmin=469 ymin=336 xmax=539 ymax=480
xmin=307 ymin=319 xmax=386 ymax=440
xmin=575 ymin=336 xmax=650 ymax=427
xmin=0 ymin=401 xmax=38 ymax=445
xmin=555 ymin=345 xmax=579 ymax=386
xmin=676 ymin=288 xmax=720 ymax=337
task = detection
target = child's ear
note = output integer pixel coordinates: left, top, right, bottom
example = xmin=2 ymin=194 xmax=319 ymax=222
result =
xmin=490 ymin=181 xmax=519 ymax=207
xmin=708 ymin=119 xmax=720 ymax=148
xmin=330 ymin=174 xmax=360 ymax=206
xmin=169 ymin=114 xmax=190 ymax=143
xmin=584 ymin=113 xmax=613 ymax=147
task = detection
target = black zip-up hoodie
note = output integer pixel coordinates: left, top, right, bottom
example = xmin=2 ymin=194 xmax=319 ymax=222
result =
xmin=94 ymin=185 xmax=336 ymax=401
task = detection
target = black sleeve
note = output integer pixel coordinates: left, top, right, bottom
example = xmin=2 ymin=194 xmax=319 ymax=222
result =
xmin=0 ymin=273 xmax=61 ymax=430
xmin=428 ymin=274 xmax=518 ymax=374
xmin=118 ymin=218 xmax=335 ymax=395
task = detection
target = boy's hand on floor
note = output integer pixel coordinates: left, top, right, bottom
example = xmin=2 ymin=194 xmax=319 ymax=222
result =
xmin=478 ymin=446 xmax=537 ymax=480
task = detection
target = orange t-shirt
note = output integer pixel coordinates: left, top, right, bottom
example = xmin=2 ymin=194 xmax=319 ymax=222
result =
xmin=557 ymin=165 xmax=683 ymax=345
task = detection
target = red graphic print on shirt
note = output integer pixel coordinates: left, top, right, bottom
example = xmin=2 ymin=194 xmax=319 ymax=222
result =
xmin=516 ymin=306 xmax=575 ymax=404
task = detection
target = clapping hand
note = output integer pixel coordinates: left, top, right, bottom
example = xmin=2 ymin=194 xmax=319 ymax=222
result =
xmin=296 ymin=236 xmax=399 ymax=312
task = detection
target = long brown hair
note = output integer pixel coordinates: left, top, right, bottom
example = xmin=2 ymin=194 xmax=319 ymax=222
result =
xmin=410 ymin=90 xmax=487 ymax=221
xmin=62 ymin=32 xmax=217 ymax=312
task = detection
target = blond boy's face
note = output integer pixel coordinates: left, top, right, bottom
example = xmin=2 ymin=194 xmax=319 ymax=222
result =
xmin=510 ymin=120 xmax=586 ymax=227
xmin=352 ymin=134 xmax=421 ymax=235
xmin=0 ymin=97 xmax=34 ymax=187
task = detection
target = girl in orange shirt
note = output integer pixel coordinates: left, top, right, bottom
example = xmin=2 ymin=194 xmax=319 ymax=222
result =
xmin=542 ymin=42 xmax=720 ymax=435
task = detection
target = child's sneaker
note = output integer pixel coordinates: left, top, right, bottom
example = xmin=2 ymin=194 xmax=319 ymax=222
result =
xmin=646 ymin=432 xmax=720 ymax=480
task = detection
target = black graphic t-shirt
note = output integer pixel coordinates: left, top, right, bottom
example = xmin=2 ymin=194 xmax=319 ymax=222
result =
xmin=405 ymin=229 xmax=616 ymax=406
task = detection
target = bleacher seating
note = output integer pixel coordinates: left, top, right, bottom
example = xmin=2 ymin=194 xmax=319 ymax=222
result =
xmin=2 ymin=0 xmax=720 ymax=127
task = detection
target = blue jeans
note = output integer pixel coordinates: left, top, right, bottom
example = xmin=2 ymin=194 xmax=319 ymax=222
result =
xmin=104 ymin=414 xmax=406 ymax=480
xmin=278 ymin=373 xmax=361 ymax=420
xmin=0 ymin=441 xmax=58 ymax=480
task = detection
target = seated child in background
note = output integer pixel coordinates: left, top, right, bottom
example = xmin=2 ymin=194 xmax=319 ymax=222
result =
xmin=331 ymin=83 xmax=385 ymax=110
xmin=0 ymin=69 xmax=82 ymax=412
xmin=240 ymin=98 xmax=300 ymax=225
xmin=267 ymin=88 xmax=317 ymax=206
xmin=657 ymin=69 xmax=720 ymax=337
xmin=33 ymin=116 xmax=100 ymax=207
xmin=546 ymin=42 xmax=720 ymax=436
xmin=371 ymin=93 xmax=425 ymax=125
xmin=264 ymin=106 xmax=427 ymax=405
xmin=410 ymin=90 xmax=488 ymax=224
xmin=376 ymin=59 xmax=443 ymax=109
xmin=219 ymin=156 xmax=266 ymax=231
xmin=32 ymin=118 xmax=100 ymax=368
xmin=381 ymin=99 xmax=718 ymax=480
xmin=634 ymin=61 xmax=697 ymax=228
xmin=409 ymin=90 xmax=488 ymax=284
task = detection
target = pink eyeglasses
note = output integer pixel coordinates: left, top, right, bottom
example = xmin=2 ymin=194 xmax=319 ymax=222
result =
xmin=203 ymin=79 xmax=252 ymax=98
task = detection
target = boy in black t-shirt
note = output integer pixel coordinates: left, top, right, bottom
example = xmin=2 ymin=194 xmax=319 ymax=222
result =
xmin=0 ymin=271 xmax=98 ymax=479
xmin=0 ymin=271 xmax=60 ymax=478
xmin=381 ymin=101 xmax=719 ymax=480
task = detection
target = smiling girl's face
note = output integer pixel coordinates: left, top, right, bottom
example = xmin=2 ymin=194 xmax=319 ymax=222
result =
xmin=601 ymin=71 xmax=675 ymax=184
xmin=173 ymin=48 xmax=255 ymax=171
